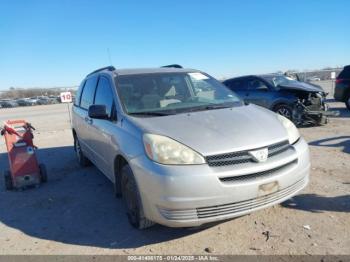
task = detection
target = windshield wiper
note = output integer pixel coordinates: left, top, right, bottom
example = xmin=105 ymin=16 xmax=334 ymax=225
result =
xmin=129 ymin=111 xmax=173 ymax=116
xmin=205 ymin=104 xmax=233 ymax=109
xmin=189 ymin=104 xmax=233 ymax=112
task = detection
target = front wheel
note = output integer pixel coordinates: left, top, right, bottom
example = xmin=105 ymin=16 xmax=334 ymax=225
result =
xmin=274 ymin=104 xmax=293 ymax=120
xmin=121 ymin=165 xmax=154 ymax=229
xmin=4 ymin=170 xmax=13 ymax=190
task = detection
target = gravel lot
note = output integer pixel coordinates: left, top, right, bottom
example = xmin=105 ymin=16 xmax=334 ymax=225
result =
xmin=0 ymin=81 xmax=349 ymax=255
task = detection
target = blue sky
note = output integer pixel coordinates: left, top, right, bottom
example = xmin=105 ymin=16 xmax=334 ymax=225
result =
xmin=0 ymin=0 xmax=349 ymax=89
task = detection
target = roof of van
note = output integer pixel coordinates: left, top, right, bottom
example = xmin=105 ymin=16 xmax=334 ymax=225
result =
xmin=114 ymin=67 xmax=198 ymax=76
xmin=86 ymin=65 xmax=199 ymax=77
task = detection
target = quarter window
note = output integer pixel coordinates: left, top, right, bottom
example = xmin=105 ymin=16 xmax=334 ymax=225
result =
xmin=80 ymin=76 xmax=98 ymax=110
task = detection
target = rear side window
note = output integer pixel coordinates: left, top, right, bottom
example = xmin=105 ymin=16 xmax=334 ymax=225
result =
xmin=224 ymin=79 xmax=246 ymax=90
xmin=338 ymin=66 xmax=350 ymax=79
xmin=247 ymin=79 xmax=269 ymax=90
xmin=94 ymin=77 xmax=114 ymax=118
xmin=80 ymin=76 xmax=98 ymax=109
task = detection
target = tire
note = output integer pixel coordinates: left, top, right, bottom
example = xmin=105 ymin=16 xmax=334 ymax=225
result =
xmin=74 ymin=136 xmax=91 ymax=167
xmin=39 ymin=164 xmax=48 ymax=183
xmin=274 ymin=104 xmax=293 ymax=120
xmin=121 ymin=164 xmax=154 ymax=229
xmin=4 ymin=170 xmax=13 ymax=190
xmin=114 ymin=173 xmax=122 ymax=198
xmin=345 ymin=93 xmax=350 ymax=110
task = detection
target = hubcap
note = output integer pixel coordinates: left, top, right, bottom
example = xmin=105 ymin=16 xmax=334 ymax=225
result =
xmin=277 ymin=107 xmax=291 ymax=119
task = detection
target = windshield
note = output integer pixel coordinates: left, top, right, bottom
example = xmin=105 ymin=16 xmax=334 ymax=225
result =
xmin=116 ymin=72 xmax=242 ymax=115
xmin=262 ymin=75 xmax=298 ymax=87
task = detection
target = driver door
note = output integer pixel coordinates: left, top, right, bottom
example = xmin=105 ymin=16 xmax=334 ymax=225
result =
xmin=88 ymin=76 xmax=117 ymax=180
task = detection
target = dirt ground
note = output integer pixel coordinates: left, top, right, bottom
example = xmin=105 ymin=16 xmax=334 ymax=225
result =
xmin=0 ymin=88 xmax=349 ymax=255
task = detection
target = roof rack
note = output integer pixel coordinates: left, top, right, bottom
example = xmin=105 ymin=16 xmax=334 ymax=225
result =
xmin=161 ymin=64 xmax=183 ymax=69
xmin=87 ymin=66 xmax=116 ymax=76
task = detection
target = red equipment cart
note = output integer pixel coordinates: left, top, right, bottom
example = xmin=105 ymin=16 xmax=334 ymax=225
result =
xmin=1 ymin=120 xmax=47 ymax=190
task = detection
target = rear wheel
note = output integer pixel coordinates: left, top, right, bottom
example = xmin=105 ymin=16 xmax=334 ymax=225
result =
xmin=274 ymin=104 xmax=293 ymax=120
xmin=4 ymin=170 xmax=13 ymax=190
xmin=39 ymin=164 xmax=48 ymax=183
xmin=121 ymin=164 xmax=154 ymax=229
xmin=345 ymin=93 xmax=350 ymax=110
xmin=74 ymin=136 xmax=91 ymax=167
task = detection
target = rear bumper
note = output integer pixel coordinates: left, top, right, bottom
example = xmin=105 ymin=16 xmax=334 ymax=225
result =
xmin=130 ymin=138 xmax=310 ymax=227
xmin=334 ymin=85 xmax=348 ymax=101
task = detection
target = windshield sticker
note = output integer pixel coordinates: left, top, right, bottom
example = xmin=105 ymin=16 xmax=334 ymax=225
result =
xmin=188 ymin=72 xmax=209 ymax=80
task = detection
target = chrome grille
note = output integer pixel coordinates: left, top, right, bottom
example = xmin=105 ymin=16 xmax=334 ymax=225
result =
xmin=219 ymin=159 xmax=297 ymax=183
xmin=206 ymin=140 xmax=290 ymax=167
xmin=197 ymin=177 xmax=307 ymax=219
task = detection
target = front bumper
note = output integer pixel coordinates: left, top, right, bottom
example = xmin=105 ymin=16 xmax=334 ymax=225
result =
xmin=130 ymin=138 xmax=310 ymax=227
xmin=293 ymin=99 xmax=339 ymax=125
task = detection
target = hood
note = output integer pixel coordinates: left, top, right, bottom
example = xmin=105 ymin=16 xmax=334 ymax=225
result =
xmin=128 ymin=104 xmax=289 ymax=156
xmin=279 ymin=81 xmax=324 ymax=93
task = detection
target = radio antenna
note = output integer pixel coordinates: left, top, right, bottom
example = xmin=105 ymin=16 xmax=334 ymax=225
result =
xmin=107 ymin=48 xmax=113 ymax=65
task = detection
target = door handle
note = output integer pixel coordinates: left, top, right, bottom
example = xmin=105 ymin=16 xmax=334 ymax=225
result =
xmin=85 ymin=117 xmax=93 ymax=125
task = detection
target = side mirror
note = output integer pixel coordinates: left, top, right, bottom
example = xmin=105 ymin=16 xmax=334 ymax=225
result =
xmin=88 ymin=105 xmax=108 ymax=119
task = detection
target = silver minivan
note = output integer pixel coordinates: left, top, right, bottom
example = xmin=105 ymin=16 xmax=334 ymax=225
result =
xmin=72 ymin=66 xmax=310 ymax=229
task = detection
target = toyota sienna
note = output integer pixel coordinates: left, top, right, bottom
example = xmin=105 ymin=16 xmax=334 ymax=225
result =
xmin=72 ymin=65 xmax=310 ymax=229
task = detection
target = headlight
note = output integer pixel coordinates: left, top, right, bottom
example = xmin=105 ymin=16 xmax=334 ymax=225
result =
xmin=143 ymin=134 xmax=206 ymax=165
xmin=277 ymin=114 xmax=300 ymax=144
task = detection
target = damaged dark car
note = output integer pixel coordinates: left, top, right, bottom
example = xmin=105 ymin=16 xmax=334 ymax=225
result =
xmin=223 ymin=74 xmax=336 ymax=125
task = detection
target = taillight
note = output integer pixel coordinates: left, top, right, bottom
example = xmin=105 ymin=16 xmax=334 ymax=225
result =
xmin=335 ymin=79 xmax=343 ymax=84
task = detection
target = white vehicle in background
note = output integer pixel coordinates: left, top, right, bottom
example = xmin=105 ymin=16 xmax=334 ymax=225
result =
xmin=307 ymin=76 xmax=321 ymax=81
xmin=28 ymin=97 xmax=39 ymax=105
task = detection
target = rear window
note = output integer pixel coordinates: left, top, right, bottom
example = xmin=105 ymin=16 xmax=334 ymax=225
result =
xmin=338 ymin=66 xmax=350 ymax=79
xmin=80 ymin=76 xmax=98 ymax=109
